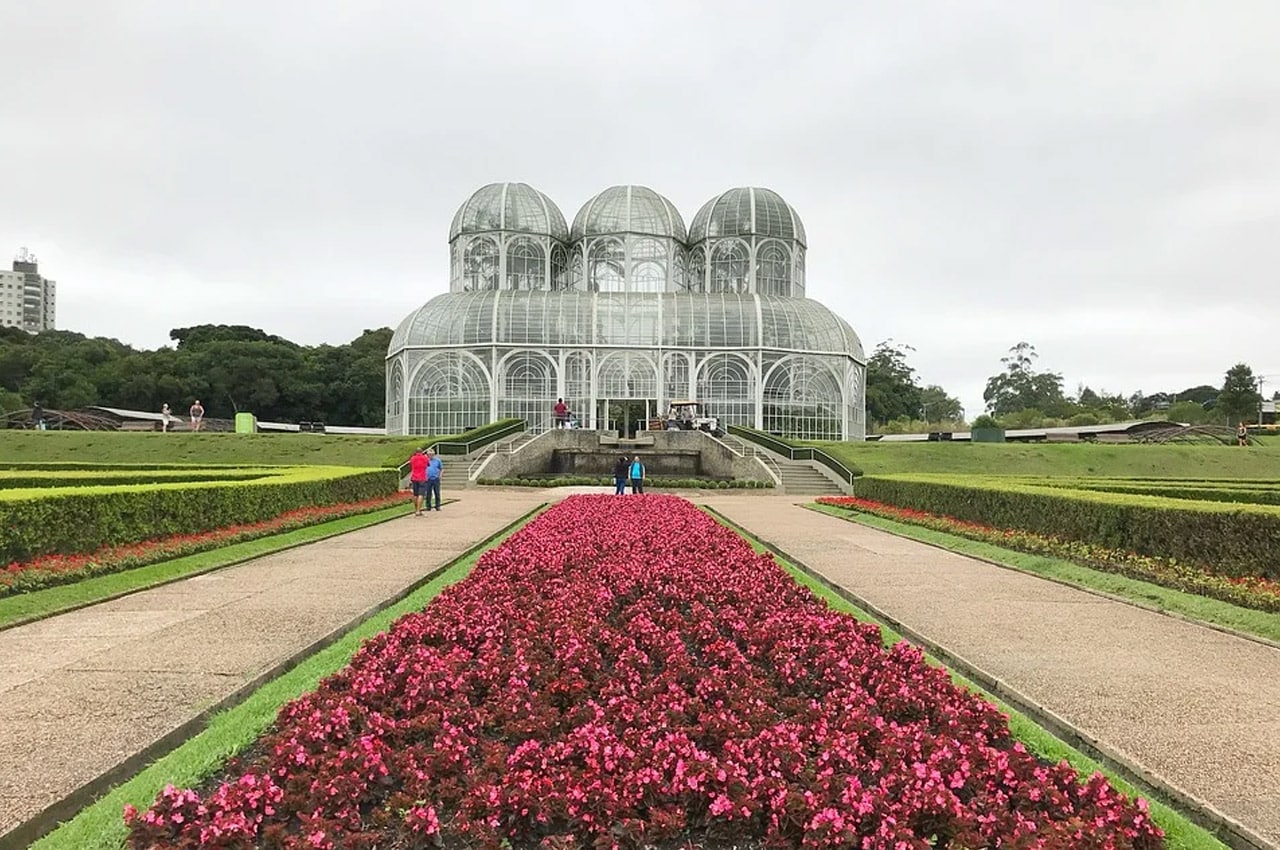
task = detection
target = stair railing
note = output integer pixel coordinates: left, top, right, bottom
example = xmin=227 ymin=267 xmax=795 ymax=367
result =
xmin=726 ymin=425 xmax=859 ymax=487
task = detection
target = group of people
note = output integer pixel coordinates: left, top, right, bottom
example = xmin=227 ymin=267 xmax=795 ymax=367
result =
xmin=407 ymin=448 xmax=443 ymax=515
xmin=611 ymin=454 xmax=646 ymax=495
xmin=552 ymin=398 xmax=577 ymax=429
xmin=159 ymin=401 xmax=205 ymax=432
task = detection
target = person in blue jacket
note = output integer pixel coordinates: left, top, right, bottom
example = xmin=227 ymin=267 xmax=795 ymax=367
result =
xmin=628 ymin=455 xmax=645 ymax=495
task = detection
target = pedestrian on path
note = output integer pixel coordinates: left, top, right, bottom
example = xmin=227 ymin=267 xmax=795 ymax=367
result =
xmin=553 ymin=398 xmax=568 ymax=429
xmin=426 ymin=450 xmax=443 ymax=511
xmin=408 ymin=448 xmax=429 ymax=515
xmin=190 ymin=400 xmax=205 ymax=432
xmin=629 ymin=455 xmax=645 ymax=494
xmin=612 ymin=454 xmax=629 ymax=495
xmin=161 ymin=403 xmax=173 ymax=432
xmin=1238 ymin=422 xmax=1249 ymax=446
xmin=30 ymin=401 xmax=44 ymax=431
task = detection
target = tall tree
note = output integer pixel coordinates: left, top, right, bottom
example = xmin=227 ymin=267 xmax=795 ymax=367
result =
xmin=864 ymin=340 xmax=923 ymax=425
xmin=919 ymin=385 xmax=963 ymax=422
xmin=1218 ymin=363 xmax=1262 ymax=424
xmin=982 ymin=342 xmax=1066 ymax=416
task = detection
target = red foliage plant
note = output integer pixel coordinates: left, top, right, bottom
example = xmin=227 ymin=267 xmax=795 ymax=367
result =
xmin=125 ymin=495 xmax=1162 ymax=850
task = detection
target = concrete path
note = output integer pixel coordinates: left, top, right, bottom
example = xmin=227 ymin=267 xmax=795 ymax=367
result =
xmin=703 ymin=495 xmax=1280 ymax=849
xmin=0 ymin=490 xmax=545 ymax=843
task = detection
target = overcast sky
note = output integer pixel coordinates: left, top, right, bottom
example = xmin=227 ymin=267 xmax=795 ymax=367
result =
xmin=3 ymin=1 xmax=1278 ymax=417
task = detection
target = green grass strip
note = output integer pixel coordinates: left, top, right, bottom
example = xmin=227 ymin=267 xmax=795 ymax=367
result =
xmin=808 ymin=502 xmax=1280 ymax=646
xmin=0 ymin=502 xmax=415 ymax=631
xmin=704 ymin=508 xmax=1229 ymax=850
xmin=30 ymin=508 xmax=540 ymax=850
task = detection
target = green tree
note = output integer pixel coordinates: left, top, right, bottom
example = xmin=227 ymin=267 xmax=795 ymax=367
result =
xmin=983 ymin=342 xmax=1067 ymax=416
xmin=919 ymin=384 xmax=963 ymax=423
xmin=865 ymin=340 xmax=923 ymax=427
xmin=1218 ymin=363 xmax=1262 ymax=425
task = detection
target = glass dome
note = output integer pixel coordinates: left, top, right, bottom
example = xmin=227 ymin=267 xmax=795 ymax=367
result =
xmin=688 ymin=187 xmax=806 ymax=247
xmin=570 ymin=185 xmax=687 ymax=242
xmin=449 ymin=182 xmax=569 ymax=243
xmin=389 ymin=291 xmax=863 ymax=359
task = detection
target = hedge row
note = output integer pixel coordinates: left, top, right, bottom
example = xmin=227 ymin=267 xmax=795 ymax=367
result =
xmin=855 ymin=474 xmax=1280 ymax=580
xmin=479 ymin=476 xmax=772 ymax=489
xmin=0 ymin=466 xmax=398 ymax=563
xmin=0 ymin=470 xmax=274 ymax=490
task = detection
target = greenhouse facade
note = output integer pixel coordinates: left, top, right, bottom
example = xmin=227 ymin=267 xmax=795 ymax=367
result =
xmin=386 ymin=183 xmax=866 ymax=440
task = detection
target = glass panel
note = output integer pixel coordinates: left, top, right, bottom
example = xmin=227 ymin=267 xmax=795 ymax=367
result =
xmin=696 ymin=353 xmax=756 ymax=430
xmin=551 ymin=244 xmax=568 ymax=291
xmin=756 ymin=241 xmax=791 ymax=296
xmin=709 ymin=240 xmax=749 ymax=294
xmin=588 ymin=237 xmax=625 ymax=292
xmin=629 ymin=237 xmax=667 ymax=293
xmin=762 ymin=356 xmax=843 ymax=440
xmin=498 ymin=352 xmax=557 ymax=432
xmin=684 ymin=245 xmax=705 ymax=293
xmin=407 ymin=352 xmax=491 ymax=436
xmin=463 ymin=237 xmax=499 ymax=292
xmin=506 ymin=237 xmax=545 ymax=291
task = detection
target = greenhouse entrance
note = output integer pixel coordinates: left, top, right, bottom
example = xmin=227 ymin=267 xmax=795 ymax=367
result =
xmin=600 ymin=399 xmax=656 ymax=438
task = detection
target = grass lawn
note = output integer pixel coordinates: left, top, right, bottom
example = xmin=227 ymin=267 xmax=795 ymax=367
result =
xmin=805 ymin=439 xmax=1280 ymax=479
xmin=29 ymin=506 xmax=543 ymax=850
xmin=0 ymin=431 xmax=431 ymax=468
xmin=710 ymin=509 xmax=1230 ymax=850
xmin=0 ymin=501 xmax=416 ymax=630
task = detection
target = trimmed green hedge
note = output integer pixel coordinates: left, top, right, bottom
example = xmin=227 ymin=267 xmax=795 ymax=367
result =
xmin=0 ymin=466 xmax=398 ymax=563
xmin=479 ymin=476 xmax=772 ymax=490
xmin=856 ymin=474 xmax=1280 ymax=579
xmin=0 ymin=470 xmax=276 ymax=490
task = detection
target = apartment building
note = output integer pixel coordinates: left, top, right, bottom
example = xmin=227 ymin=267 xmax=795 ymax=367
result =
xmin=0 ymin=249 xmax=56 ymax=332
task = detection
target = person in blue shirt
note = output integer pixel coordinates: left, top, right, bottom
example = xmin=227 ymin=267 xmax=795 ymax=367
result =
xmin=426 ymin=450 xmax=443 ymax=511
xmin=628 ymin=455 xmax=645 ymax=495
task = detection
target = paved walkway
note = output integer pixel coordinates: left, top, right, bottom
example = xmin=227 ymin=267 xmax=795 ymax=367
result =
xmin=702 ymin=495 xmax=1280 ymax=849
xmin=0 ymin=491 xmax=545 ymax=843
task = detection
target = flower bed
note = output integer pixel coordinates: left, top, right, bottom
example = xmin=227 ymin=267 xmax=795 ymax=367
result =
xmin=817 ymin=496 xmax=1280 ymax=613
xmin=126 ymin=495 xmax=1162 ymax=849
xmin=1 ymin=493 xmax=411 ymax=596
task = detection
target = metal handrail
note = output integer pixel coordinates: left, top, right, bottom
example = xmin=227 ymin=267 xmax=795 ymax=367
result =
xmin=397 ymin=419 xmax=527 ymax=477
xmin=727 ymin=425 xmax=859 ymax=485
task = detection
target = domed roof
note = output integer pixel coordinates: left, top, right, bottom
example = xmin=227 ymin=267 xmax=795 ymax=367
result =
xmin=570 ymin=185 xmax=687 ymax=243
xmin=688 ymin=187 xmax=806 ymax=247
xmin=389 ymin=292 xmax=862 ymax=361
xmin=449 ymin=183 xmax=569 ymax=242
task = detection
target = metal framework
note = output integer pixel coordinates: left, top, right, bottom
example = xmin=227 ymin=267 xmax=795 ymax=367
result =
xmin=389 ymin=183 xmax=866 ymax=440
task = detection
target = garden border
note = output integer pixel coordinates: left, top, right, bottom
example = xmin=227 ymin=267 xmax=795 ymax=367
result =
xmin=702 ymin=505 xmax=1273 ymax=850
xmin=0 ymin=499 xmax=438 ymax=632
xmin=0 ymin=502 xmax=547 ymax=850
xmin=808 ymin=503 xmax=1280 ymax=653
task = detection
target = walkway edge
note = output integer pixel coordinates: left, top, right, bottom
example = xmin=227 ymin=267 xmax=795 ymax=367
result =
xmin=0 ymin=502 xmax=546 ymax=850
xmin=807 ymin=504 xmax=1280 ymax=654
xmin=704 ymin=506 xmax=1276 ymax=850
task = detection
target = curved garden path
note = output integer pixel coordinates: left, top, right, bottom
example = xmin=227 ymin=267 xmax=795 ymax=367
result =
xmin=0 ymin=491 xmax=546 ymax=847
xmin=702 ymin=494 xmax=1280 ymax=850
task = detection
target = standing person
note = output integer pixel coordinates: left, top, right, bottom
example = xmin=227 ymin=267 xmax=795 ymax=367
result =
xmin=30 ymin=402 xmax=44 ymax=431
xmin=1238 ymin=422 xmax=1249 ymax=447
xmin=426 ymin=450 xmax=443 ymax=511
xmin=612 ymin=454 xmax=629 ymax=495
xmin=189 ymin=400 xmax=205 ymax=432
xmin=629 ymin=455 xmax=645 ymax=495
xmin=408 ymin=448 xmax=429 ymax=516
xmin=160 ymin=403 xmax=173 ymax=432
xmin=553 ymin=398 xmax=568 ymax=429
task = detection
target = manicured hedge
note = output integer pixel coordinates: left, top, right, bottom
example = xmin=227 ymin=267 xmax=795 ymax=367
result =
xmin=0 ymin=470 xmax=274 ymax=490
xmin=856 ymin=474 xmax=1280 ymax=579
xmin=0 ymin=466 xmax=398 ymax=563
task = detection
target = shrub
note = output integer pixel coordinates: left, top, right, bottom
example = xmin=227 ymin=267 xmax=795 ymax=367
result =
xmin=971 ymin=414 xmax=1001 ymax=430
xmin=0 ymin=466 xmax=397 ymax=563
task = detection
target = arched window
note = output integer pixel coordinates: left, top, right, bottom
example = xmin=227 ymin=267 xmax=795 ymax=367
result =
xmin=793 ymin=248 xmax=806 ymax=297
xmin=409 ymin=352 xmax=491 ymax=435
xmin=462 ymin=237 xmax=499 ymax=291
xmin=449 ymin=242 xmax=463 ymax=291
xmin=662 ymin=352 xmax=691 ymax=403
xmin=499 ymin=353 xmax=557 ymax=431
xmin=588 ymin=237 xmax=626 ymax=292
xmin=709 ymin=240 xmax=749 ymax=294
xmin=506 ymin=238 xmax=545 ymax=290
xmin=629 ymin=237 xmax=667 ymax=293
xmin=564 ymin=350 xmax=592 ymax=428
xmin=597 ymin=352 xmax=657 ymax=400
xmin=763 ymin=357 xmax=842 ymax=440
xmin=684 ymin=244 xmax=705 ymax=292
xmin=697 ymin=354 xmax=756 ymax=430
xmin=756 ymin=241 xmax=791 ymax=296
xmin=673 ymin=246 xmax=688 ymax=292
xmin=387 ymin=362 xmax=404 ymax=417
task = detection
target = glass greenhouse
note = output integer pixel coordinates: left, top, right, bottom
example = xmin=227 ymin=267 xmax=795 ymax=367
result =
xmin=387 ymin=183 xmax=866 ymax=440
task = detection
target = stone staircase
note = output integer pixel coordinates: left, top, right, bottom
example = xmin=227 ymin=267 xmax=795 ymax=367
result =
xmin=713 ymin=432 xmax=844 ymax=496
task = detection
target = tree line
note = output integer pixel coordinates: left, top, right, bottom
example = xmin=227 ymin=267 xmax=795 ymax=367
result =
xmin=0 ymin=324 xmax=390 ymax=427
xmin=867 ymin=339 xmax=1272 ymax=433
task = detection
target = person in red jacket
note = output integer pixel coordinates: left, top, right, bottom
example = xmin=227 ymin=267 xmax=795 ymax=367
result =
xmin=553 ymin=398 xmax=568 ymax=429
xmin=408 ymin=448 xmax=430 ymax=516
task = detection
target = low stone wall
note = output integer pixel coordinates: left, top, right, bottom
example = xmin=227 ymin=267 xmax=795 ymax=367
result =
xmin=478 ymin=430 xmax=773 ymax=484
